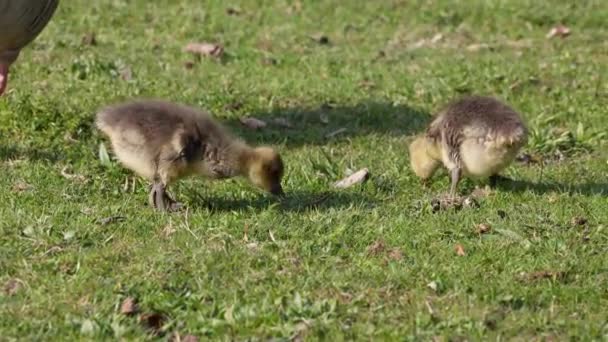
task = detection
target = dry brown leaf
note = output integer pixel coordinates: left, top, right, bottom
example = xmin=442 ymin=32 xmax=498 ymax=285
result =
xmin=60 ymin=166 xmax=88 ymax=183
xmin=224 ymin=101 xmax=243 ymax=111
xmin=81 ymin=32 xmax=97 ymax=46
xmin=518 ymin=271 xmax=566 ymax=282
xmin=97 ymin=216 xmax=126 ymax=225
xmin=310 ymin=34 xmax=330 ymax=45
xmin=366 ymin=239 xmax=385 ymax=256
xmin=272 ymin=117 xmax=293 ymax=128
xmin=466 ymin=43 xmax=490 ymax=52
xmin=334 ymin=168 xmax=369 ymax=188
xmin=3 ymin=278 xmax=23 ymax=296
xmin=430 ymin=33 xmax=443 ymax=44
xmin=546 ymin=25 xmax=571 ymax=39
xmin=184 ymin=42 xmax=224 ymax=58
xmin=571 ymin=216 xmax=588 ymax=226
xmin=239 ymin=117 xmax=267 ymax=130
xmin=139 ymin=312 xmax=165 ymax=335
xmin=455 ymin=244 xmax=466 ymax=256
xmin=261 ymin=57 xmax=278 ymax=65
xmin=471 ymin=186 xmax=493 ymax=198
xmin=476 ymin=223 xmax=492 ymax=234
xmin=226 ymin=7 xmax=241 ymax=15
xmin=120 ymin=297 xmax=138 ymax=315
xmin=387 ymin=248 xmax=404 ymax=261
xmin=119 ymin=66 xmax=133 ymax=81
xmin=325 ymin=127 xmax=347 ymax=139
xmin=358 ymin=79 xmax=376 ymax=89
xmin=183 ymin=61 xmax=195 ymax=70
xmin=182 ymin=335 xmax=199 ymax=342
xmin=11 ymin=180 xmax=32 ymax=193
xmin=161 ymin=224 xmax=176 ymax=238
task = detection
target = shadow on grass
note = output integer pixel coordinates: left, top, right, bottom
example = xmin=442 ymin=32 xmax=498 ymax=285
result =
xmin=189 ymin=189 xmax=376 ymax=213
xmin=223 ymin=100 xmax=431 ymax=147
xmin=0 ymin=145 xmax=60 ymax=162
xmin=495 ymin=178 xmax=608 ymax=196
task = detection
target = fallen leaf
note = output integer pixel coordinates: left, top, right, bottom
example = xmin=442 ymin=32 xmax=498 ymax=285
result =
xmin=387 ymin=248 xmax=404 ymax=261
xmin=466 ymin=43 xmax=491 ymax=51
xmin=272 ymin=117 xmax=293 ymax=128
xmin=161 ymin=224 xmax=176 ymax=238
xmin=463 ymin=197 xmax=480 ymax=208
xmin=239 ymin=117 xmax=267 ymax=130
xmin=430 ymin=33 xmax=443 ymax=44
xmin=471 ymin=186 xmax=493 ymax=198
xmin=358 ymin=79 xmax=376 ymax=89
xmin=431 ymin=195 xmax=478 ymax=212
xmin=81 ymin=32 xmax=97 ymax=46
xmin=183 ymin=61 xmax=195 ymax=69
xmin=325 ymin=127 xmax=347 ymax=139
xmin=120 ymin=297 xmax=138 ymax=315
xmin=246 ymin=242 xmax=259 ymax=251
xmin=334 ymin=168 xmax=369 ymax=188
xmin=427 ymin=281 xmax=438 ymax=292
xmin=3 ymin=278 xmax=23 ymax=296
xmin=60 ymin=166 xmax=88 ymax=182
xmin=64 ymin=131 xmax=78 ymax=143
xmin=261 ymin=57 xmax=278 ymax=65
xmin=139 ymin=312 xmax=166 ymax=335
xmin=120 ymin=66 xmax=133 ymax=81
xmin=184 ymin=42 xmax=224 ymax=58
xmin=518 ymin=271 xmax=566 ymax=282
xmin=11 ymin=180 xmax=32 ymax=193
xmin=224 ymin=101 xmax=243 ymax=111
xmin=571 ymin=216 xmax=588 ymax=226
xmin=455 ymin=244 xmax=466 ymax=256
xmin=546 ymin=25 xmax=571 ymax=39
xmin=310 ymin=34 xmax=330 ymax=45
xmin=226 ymin=7 xmax=241 ymax=15
xmin=476 ymin=223 xmax=492 ymax=234
xmin=366 ymin=239 xmax=385 ymax=256
xmin=516 ymin=153 xmax=542 ymax=165
xmin=497 ymin=209 xmax=508 ymax=219
xmin=97 ymin=216 xmax=126 ymax=225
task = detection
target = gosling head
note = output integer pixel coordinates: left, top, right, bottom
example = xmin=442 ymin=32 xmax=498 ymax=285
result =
xmin=409 ymin=136 xmax=441 ymax=182
xmin=246 ymin=146 xmax=285 ymax=197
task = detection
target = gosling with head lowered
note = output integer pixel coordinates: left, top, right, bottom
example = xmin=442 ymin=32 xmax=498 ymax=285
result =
xmin=96 ymin=100 xmax=285 ymax=211
xmin=409 ymin=95 xmax=528 ymax=195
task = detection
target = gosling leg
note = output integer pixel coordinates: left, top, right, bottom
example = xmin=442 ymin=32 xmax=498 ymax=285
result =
xmin=449 ymin=167 xmax=461 ymax=196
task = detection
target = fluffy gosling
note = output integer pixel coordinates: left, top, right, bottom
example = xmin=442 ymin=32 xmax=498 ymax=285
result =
xmin=409 ymin=95 xmax=528 ymax=195
xmin=96 ymin=99 xmax=284 ymax=211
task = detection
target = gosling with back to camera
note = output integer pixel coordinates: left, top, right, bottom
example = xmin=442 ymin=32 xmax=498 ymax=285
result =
xmin=96 ymin=100 xmax=285 ymax=211
xmin=409 ymin=95 xmax=528 ymax=195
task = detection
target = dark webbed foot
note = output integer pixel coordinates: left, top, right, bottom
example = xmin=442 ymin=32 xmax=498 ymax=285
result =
xmin=148 ymin=183 xmax=183 ymax=212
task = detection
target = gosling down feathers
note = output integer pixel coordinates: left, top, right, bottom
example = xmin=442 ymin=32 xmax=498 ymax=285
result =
xmin=96 ymin=100 xmax=285 ymax=211
xmin=409 ymin=95 xmax=528 ymax=195
xmin=0 ymin=0 xmax=59 ymax=95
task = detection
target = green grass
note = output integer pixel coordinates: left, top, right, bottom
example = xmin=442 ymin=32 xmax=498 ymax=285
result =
xmin=1 ymin=0 xmax=608 ymax=340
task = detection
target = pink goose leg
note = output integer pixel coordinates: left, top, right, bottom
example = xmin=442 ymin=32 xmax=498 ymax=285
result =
xmin=0 ymin=63 xmax=8 ymax=96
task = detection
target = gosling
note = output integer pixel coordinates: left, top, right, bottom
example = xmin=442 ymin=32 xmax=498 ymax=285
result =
xmin=409 ymin=95 xmax=528 ymax=195
xmin=96 ymin=100 xmax=285 ymax=211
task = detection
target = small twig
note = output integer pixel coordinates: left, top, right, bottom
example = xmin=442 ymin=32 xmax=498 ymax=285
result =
xmin=97 ymin=216 xmax=126 ymax=225
xmin=182 ymin=208 xmax=199 ymax=239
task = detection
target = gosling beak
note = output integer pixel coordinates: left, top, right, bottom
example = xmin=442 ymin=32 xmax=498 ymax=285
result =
xmin=270 ymin=184 xmax=285 ymax=197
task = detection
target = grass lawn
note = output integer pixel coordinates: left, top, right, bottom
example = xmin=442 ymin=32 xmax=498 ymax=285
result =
xmin=1 ymin=0 xmax=608 ymax=340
